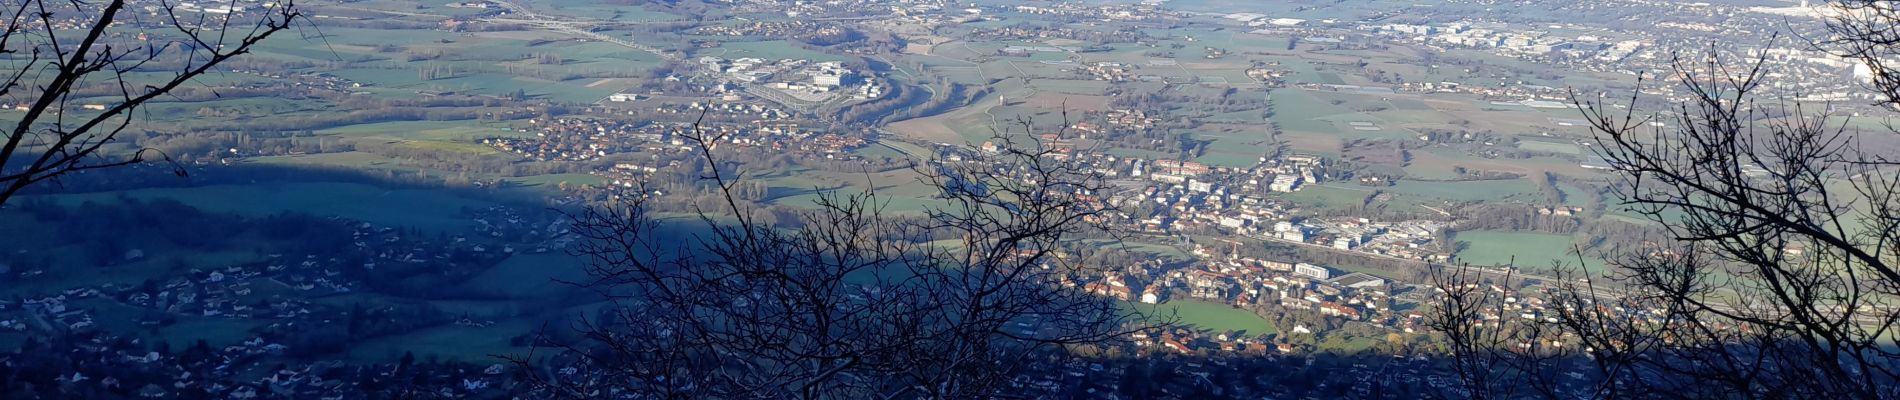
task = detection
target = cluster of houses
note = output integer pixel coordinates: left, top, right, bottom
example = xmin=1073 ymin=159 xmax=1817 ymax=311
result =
xmin=947 ymin=137 xmax=1477 ymax=358
xmin=0 ymin=333 xmax=517 ymax=398
xmin=8 ymin=261 xmax=332 ymax=337
xmin=1067 ymin=60 xmax=1244 ymax=84
xmin=1246 ymin=65 xmax=1291 ymax=87
xmin=7 ymin=207 xmax=560 ymax=337
xmin=1394 ymin=80 xmax=1576 ymax=105
xmin=1085 ymin=254 xmax=1402 ymax=335
xmin=1359 ymin=16 xmax=1868 ymax=103
xmin=1003 ymin=2 xmax=1171 ymax=21
xmin=982 ymin=135 xmax=1456 ymax=266
xmin=717 ymin=0 xmax=898 ymax=19
xmin=688 ymin=20 xmax=852 ymax=41
xmin=1133 ymin=156 xmax=1451 ymax=262
xmin=491 ymin=116 xmax=848 ymax=162
xmin=1362 ymin=22 xmax=1640 ymax=58
xmin=0 ymin=206 xmax=570 ymax=397
xmin=488 ymin=115 xmax=871 ymax=192
xmin=1104 ymin=109 xmax=1160 ymax=129
xmin=650 ymin=101 xmax=797 ymax=121
xmin=486 ymin=118 xmax=660 ymax=161
xmin=1077 ymin=62 xmax=1135 ymax=82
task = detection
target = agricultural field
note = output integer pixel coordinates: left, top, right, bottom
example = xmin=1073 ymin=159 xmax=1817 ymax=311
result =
xmin=67 ymin=297 xmax=275 ymax=350
xmin=27 ymin=181 xmax=502 ymax=233
xmin=245 ymin=152 xmax=468 ymax=179
xmin=885 ymin=87 xmax=1019 ymax=144
xmin=318 ymin=120 xmax=532 ymax=144
xmin=1383 ymin=179 xmax=1543 ymax=204
xmin=762 ymin=168 xmax=946 ymax=214
xmin=1517 ymin=139 xmax=1584 ymax=155
xmin=345 ymin=315 xmax=543 ymax=363
xmin=7 ymin=176 xmax=603 ymax=363
xmin=1078 ymin=239 xmax=1193 ymax=261
xmin=1183 ymin=123 xmax=1278 ymax=168
xmin=504 ymin=173 xmax=610 ymax=188
xmin=0 ymin=219 xmax=273 ymax=297
xmin=1125 ymin=300 xmax=1277 ymax=335
xmin=1453 ymin=230 xmax=1606 ymax=273
xmin=458 ymin=253 xmax=590 ymax=298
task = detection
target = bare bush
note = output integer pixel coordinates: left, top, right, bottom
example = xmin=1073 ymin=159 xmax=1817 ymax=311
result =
xmin=511 ymin=116 xmax=1166 ymax=399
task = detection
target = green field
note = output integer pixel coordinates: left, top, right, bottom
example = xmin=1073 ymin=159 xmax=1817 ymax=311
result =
xmin=139 ymin=97 xmax=318 ymax=119
xmin=246 ymin=152 xmax=492 ymax=184
xmin=347 ymin=317 xmax=540 ymax=363
xmin=459 ymin=253 xmax=590 ymax=297
xmin=1084 ymin=239 xmax=1192 ymax=261
xmin=1384 ymin=179 xmax=1540 ymax=203
xmin=1186 ymin=127 xmax=1275 ymax=168
xmin=64 ymin=298 xmax=270 ymax=349
xmin=1518 ymin=140 xmax=1583 ymax=155
xmin=330 ymin=67 xmax=621 ymax=103
xmin=1126 ymin=300 xmax=1277 ymax=335
xmin=1206 ymin=109 xmax=1269 ymax=124
xmin=316 ymin=120 xmax=528 ymax=143
xmin=505 ymin=173 xmax=609 ymax=188
xmin=0 ymin=247 xmax=263 ymax=297
xmin=157 ymin=318 xmax=270 ymax=348
xmin=1033 ymin=79 xmax=1112 ymax=95
xmin=1453 ymin=230 xmax=1604 ymax=272
xmin=29 ymin=181 xmax=498 ymax=233
xmin=1557 ymin=182 xmax=1595 ymax=207
xmin=1402 ymin=162 xmax=1466 ymax=180
xmin=1270 ymin=89 xmax=1348 ymax=135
